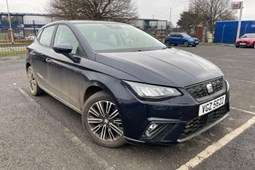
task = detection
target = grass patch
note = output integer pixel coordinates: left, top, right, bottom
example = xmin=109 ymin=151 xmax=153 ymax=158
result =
xmin=0 ymin=50 xmax=26 ymax=57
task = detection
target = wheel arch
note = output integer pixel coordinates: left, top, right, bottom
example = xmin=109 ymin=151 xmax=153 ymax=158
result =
xmin=82 ymin=80 xmax=118 ymax=106
xmin=26 ymin=62 xmax=31 ymax=72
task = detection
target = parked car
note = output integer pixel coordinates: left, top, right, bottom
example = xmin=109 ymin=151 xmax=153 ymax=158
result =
xmin=165 ymin=32 xmax=199 ymax=47
xmin=26 ymin=21 xmax=230 ymax=147
xmin=235 ymin=33 xmax=255 ymax=48
xmin=25 ymin=34 xmax=36 ymax=40
xmin=14 ymin=34 xmax=25 ymax=40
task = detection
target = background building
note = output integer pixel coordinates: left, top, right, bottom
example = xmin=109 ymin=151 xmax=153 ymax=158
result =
xmin=0 ymin=12 xmax=52 ymax=40
xmin=0 ymin=12 xmax=168 ymax=41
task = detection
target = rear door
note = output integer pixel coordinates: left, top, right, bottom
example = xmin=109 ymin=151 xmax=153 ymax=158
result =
xmin=31 ymin=25 xmax=56 ymax=91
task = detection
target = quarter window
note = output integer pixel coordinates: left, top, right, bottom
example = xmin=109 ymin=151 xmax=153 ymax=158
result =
xmin=54 ymin=25 xmax=80 ymax=55
xmin=39 ymin=26 xmax=55 ymax=47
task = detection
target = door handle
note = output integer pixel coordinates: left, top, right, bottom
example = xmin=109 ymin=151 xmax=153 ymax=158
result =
xmin=46 ymin=58 xmax=52 ymax=63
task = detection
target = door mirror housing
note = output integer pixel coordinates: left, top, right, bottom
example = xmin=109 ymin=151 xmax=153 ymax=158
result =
xmin=53 ymin=45 xmax=80 ymax=63
xmin=53 ymin=45 xmax=73 ymax=54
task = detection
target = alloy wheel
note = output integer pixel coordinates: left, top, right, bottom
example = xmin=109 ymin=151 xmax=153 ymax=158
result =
xmin=87 ymin=100 xmax=123 ymax=141
xmin=27 ymin=67 xmax=37 ymax=94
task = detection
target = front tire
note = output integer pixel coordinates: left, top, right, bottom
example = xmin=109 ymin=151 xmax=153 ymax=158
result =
xmin=82 ymin=91 xmax=125 ymax=148
xmin=165 ymin=41 xmax=171 ymax=47
xmin=184 ymin=41 xmax=189 ymax=47
xmin=27 ymin=66 xmax=43 ymax=96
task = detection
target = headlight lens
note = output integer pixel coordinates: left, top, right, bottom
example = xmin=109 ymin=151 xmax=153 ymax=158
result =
xmin=124 ymin=81 xmax=182 ymax=99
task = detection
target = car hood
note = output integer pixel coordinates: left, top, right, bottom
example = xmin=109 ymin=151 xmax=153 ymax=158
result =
xmin=237 ymin=38 xmax=255 ymax=42
xmin=96 ymin=48 xmax=223 ymax=87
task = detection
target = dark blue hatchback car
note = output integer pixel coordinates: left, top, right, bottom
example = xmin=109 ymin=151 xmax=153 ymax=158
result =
xmin=26 ymin=21 xmax=230 ymax=147
xmin=165 ymin=32 xmax=199 ymax=47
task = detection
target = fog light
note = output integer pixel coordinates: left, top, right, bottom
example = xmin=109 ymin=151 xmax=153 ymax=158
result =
xmin=145 ymin=123 xmax=158 ymax=137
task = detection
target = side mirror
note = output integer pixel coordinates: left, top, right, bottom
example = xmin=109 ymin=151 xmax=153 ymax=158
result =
xmin=53 ymin=45 xmax=73 ymax=54
xmin=53 ymin=45 xmax=80 ymax=63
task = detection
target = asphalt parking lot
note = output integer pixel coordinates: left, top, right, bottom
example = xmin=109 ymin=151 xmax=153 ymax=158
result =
xmin=0 ymin=45 xmax=255 ymax=170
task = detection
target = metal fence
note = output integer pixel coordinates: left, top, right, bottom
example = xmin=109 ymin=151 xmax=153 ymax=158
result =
xmin=0 ymin=19 xmax=169 ymax=57
xmin=0 ymin=30 xmax=33 ymax=56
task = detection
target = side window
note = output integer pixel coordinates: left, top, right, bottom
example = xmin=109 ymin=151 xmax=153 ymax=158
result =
xmin=39 ymin=26 xmax=55 ymax=47
xmin=54 ymin=25 xmax=80 ymax=55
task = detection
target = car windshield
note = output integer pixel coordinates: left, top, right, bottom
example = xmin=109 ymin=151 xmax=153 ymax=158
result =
xmin=180 ymin=33 xmax=191 ymax=38
xmin=75 ymin=23 xmax=166 ymax=52
xmin=242 ymin=34 xmax=255 ymax=38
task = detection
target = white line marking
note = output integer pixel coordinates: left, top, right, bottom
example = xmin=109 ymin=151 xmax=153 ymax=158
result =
xmin=218 ymin=64 xmax=255 ymax=71
xmin=177 ymin=116 xmax=255 ymax=170
xmin=18 ymin=87 xmax=113 ymax=170
xmin=251 ymin=106 xmax=255 ymax=108
xmin=230 ymin=107 xmax=255 ymax=116
xmin=231 ymin=78 xmax=255 ymax=84
xmin=18 ymin=88 xmax=41 ymax=108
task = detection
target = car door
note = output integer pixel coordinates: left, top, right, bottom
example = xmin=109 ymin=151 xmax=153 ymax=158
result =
xmin=168 ymin=34 xmax=176 ymax=44
xmin=175 ymin=34 xmax=183 ymax=44
xmin=31 ymin=25 xmax=56 ymax=91
xmin=47 ymin=24 xmax=83 ymax=111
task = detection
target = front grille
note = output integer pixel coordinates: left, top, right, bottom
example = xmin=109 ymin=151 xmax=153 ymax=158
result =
xmin=180 ymin=105 xmax=229 ymax=139
xmin=186 ymin=78 xmax=224 ymax=100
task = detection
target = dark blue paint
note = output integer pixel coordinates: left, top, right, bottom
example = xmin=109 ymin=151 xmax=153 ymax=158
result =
xmin=26 ymin=21 xmax=230 ymax=144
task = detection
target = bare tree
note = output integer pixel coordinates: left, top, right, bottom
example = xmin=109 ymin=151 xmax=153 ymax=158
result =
xmin=48 ymin=0 xmax=138 ymax=23
xmin=189 ymin=0 xmax=236 ymax=33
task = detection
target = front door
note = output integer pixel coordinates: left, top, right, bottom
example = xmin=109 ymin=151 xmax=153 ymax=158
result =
xmin=47 ymin=24 xmax=84 ymax=110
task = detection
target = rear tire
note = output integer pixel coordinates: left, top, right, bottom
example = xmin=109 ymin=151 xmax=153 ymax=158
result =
xmin=82 ymin=91 xmax=126 ymax=148
xmin=235 ymin=45 xmax=239 ymax=48
xmin=27 ymin=66 xmax=43 ymax=96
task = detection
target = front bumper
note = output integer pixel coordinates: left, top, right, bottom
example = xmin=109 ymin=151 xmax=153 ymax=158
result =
xmin=107 ymin=79 xmax=230 ymax=144
xmin=236 ymin=42 xmax=254 ymax=47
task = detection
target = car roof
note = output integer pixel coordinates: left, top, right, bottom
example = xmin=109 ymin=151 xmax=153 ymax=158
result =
xmin=44 ymin=20 xmax=127 ymax=27
xmin=39 ymin=20 xmax=129 ymax=31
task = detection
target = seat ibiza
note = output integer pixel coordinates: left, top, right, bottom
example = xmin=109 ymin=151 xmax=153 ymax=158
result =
xmin=26 ymin=21 xmax=230 ymax=147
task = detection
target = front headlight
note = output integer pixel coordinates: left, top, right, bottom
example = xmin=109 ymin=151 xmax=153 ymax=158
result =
xmin=124 ymin=81 xmax=182 ymax=99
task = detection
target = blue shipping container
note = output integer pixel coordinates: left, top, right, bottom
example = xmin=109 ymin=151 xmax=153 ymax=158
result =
xmin=214 ymin=20 xmax=255 ymax=44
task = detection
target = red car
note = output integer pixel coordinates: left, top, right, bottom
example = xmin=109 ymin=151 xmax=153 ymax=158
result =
xmin=236 ymin=33 xmax=255 ymax=48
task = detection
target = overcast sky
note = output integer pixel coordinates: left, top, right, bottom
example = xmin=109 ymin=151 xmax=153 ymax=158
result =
xmin=0 ymin=0 xmax=254 ymax=26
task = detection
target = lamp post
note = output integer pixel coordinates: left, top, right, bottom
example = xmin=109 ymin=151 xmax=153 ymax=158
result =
xmin=6 ymin=0 xmax=14 ymax=44
xmin=232 ymin=1 xmax=244 ymax=41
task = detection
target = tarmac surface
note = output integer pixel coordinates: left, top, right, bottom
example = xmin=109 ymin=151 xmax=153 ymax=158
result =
xmin=0 ymin=45 xmax=254 ymax=170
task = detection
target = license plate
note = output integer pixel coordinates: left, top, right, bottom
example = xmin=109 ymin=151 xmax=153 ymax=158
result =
xmin=240 ymin=43 xmax=246 ymax=45
xmin=198 ymin=95 xmax=226 ymax=116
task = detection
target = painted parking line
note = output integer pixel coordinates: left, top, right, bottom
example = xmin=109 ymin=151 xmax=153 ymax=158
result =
xmin=18 ymin=88 xmax=113 ymax=170
xmin=251 ymin=106 xmax=255 ymax=108
xmin=230 ymin=78 xmax=255 ymax=84
xmin=177 ymin=109 xmax=255 ymax=170
xmin=230 ymin=107 xmax=255 ymax=116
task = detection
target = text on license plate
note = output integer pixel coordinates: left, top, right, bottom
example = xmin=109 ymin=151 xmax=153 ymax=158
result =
xmin=240 ymin=43 xmax=246 ymax=45
xmin=198 ymin=95 xmax=226 ymax=116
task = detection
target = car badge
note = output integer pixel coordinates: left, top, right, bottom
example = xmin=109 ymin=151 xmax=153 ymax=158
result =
xmin=206 ymin=83 xmax=214 ymax=94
